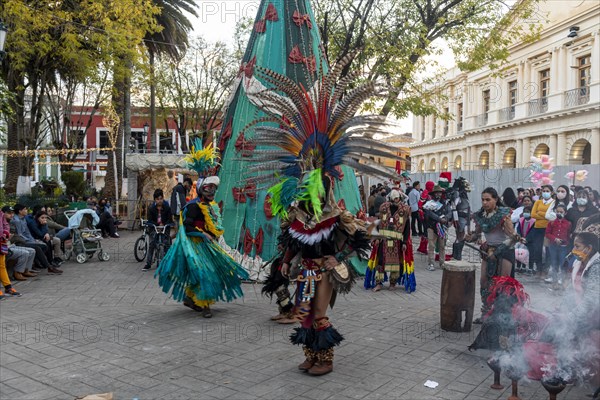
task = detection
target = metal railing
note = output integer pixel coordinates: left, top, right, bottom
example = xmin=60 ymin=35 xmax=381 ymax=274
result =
xmin=129 ymin=147 xmax=180 ymax=154
xmin=477 ymin=113 xmax=488 ymax=127
xmin=498 ymin=106 xmax=515 ymax=122
xmin=528 ymin=97 xmax=548 ymax=116
xmin=564 ymin=87 xmax=589 ymax=108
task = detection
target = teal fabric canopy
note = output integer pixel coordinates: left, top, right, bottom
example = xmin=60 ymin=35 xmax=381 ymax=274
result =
xmin=215 ymin=0 xmax=366 ymax=279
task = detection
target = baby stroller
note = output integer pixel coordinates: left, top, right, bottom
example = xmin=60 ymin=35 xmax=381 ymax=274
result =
xmin=64 ymin=209 xmax=110 ymax=264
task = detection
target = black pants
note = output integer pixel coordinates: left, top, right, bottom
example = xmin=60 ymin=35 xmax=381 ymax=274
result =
xmin=146 ymin=228 xmax=171 ymax=266
xmin=17 ymin=242 xmax=51 ymax=269
xmin=97 ymin=211 xmax=116 ymax=236
xmin=411 ymin=211 xmax=423 ymax=235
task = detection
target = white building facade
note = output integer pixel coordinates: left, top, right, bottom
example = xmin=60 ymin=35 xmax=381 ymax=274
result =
xmin=410 ymin=1 xmax=600 ymax=172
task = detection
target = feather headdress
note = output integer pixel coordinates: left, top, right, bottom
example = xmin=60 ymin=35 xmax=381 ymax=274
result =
xmin=184 ymin=139 xmax=220 ymax=178
xmin=244 ymin=54 xmax=404 ymax=219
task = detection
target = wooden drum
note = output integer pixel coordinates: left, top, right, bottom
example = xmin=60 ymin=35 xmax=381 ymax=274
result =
xmin=440 ymin=261 xmax=477 ymax=332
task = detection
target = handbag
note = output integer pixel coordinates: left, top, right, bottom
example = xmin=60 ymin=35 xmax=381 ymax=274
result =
xmin=0 ymin=239 xmax=8 ymax=256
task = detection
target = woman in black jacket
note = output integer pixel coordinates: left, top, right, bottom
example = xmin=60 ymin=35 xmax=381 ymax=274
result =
xmin=566 ymin=190 xmax=599 ymax=235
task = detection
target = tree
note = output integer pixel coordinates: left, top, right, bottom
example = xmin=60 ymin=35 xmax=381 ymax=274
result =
xmin=44 ymin=65 xmax=112 ymax=171
xmin=144 ymin=0 xmax=197 ymax=152
xmin=313 ymin=0 xmax=543 ymax=118
xmin=0 ymin=0 xmax=160 ymax=194
xmin=152 ymin=37 xmax=239 ymax=150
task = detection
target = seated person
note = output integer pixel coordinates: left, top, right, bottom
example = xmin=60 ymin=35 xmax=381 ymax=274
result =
xmin=95 ymin=198 xmax=119 ymax=238
xmin=44 ymin=204 xmax=71 ymax=242
xmin=9 ymin=204 xmax=62 ymax=274
xmin=143 ymin=189 xmax=173 ymax=271
xmin=28 ymin=211 xmax=65 ymax=263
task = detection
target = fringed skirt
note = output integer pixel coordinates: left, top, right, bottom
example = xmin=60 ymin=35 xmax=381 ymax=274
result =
xmin=155 ymin=228 xmax=249 ymax=306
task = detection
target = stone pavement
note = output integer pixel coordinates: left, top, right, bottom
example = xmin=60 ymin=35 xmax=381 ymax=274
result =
xmin=0 ymin=230 xmax=593 ymax=400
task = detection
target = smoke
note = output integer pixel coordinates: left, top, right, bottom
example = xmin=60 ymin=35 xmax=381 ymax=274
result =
xmin=476 ymin=276 xmax=599 ymax=386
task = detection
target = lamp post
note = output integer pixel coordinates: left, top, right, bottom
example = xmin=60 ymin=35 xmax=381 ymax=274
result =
xmin=142 ymin=123 xmax=149 ymax=154
xmin=0 ymin=19 xmax=8 ymax=61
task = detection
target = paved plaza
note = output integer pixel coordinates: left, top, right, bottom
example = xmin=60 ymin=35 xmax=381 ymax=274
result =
xmin=0 ymin=231 xmax=593 ymax=400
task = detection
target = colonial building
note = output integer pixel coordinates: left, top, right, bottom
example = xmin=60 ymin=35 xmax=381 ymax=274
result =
xmin=410 ymin=1 xmax=600 ymax=172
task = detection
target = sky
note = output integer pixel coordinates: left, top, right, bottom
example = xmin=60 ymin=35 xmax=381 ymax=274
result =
xmin=184 ymin=1 xmax=458 ymax=135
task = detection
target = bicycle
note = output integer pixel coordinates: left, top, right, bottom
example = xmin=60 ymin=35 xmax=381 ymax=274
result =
xmin=147 ymin=223 xmax=174 ymax=267
xmin=134 ymin=219 xmax=150 ymax=262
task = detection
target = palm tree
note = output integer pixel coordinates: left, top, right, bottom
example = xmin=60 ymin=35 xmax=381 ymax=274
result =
xmin=104 ymin=0 xmax=197 ymax=198
xmin=145 ymin=0 xmax=197 ymax=152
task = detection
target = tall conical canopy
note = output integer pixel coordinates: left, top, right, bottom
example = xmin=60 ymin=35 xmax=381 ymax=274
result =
xmin=216 ymin=0 xmax=364 ymax=279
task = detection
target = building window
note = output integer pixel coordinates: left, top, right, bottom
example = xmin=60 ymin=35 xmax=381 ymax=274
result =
xmin=540 ymin=69 xmax=550 ymax=103
xmin=98 ymin=130 xmax=110 ymax=155
xmin=578 ymin=54 xmax=591 ymax=91
xmin=483 ymin=90 xmax=490 ymax=114
xmin=443 ymin=107 xmax=449 ymax=136
xmin=431 ymin=116 xmax=437 ymax=139
xmin=457 ymin=103 xmax=463 ymax=131
xmin=421 ymin=116 xmax=425 ymax=140
xmin=159 ymin=131 xmax=175 ymax=153
xmin=70 ymin=129 xmax=86 ymax=148
xmin=509 ymin=81 xmax=517 ymax=108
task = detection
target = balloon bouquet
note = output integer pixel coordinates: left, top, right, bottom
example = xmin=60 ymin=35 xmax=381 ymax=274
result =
xmin=564 ymin=170 xmax=588 ymax=185
xmin=529 ymin=155 xmax=554 ymax=187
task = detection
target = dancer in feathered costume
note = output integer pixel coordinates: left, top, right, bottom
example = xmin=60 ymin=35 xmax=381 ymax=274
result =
xmin=243 ymin=53 xmax=402 ymax=375
xmin=261 ymin=230 xmax=294 ymax=323
xmin=155 ymin=140 xmax=249 ymax=318
xmin=366 ymin=190 xmax=416 ymax=292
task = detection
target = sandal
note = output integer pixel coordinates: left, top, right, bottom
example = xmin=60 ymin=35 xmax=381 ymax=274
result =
xmin=372 ymin=284 xmax=383 ymax=292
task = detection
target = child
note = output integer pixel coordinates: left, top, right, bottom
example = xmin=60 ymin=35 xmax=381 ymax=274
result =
xmin=516 ymin=206 xmax=536 ymax=274
xmin=544 ymin=203 xmax=571 ymax=286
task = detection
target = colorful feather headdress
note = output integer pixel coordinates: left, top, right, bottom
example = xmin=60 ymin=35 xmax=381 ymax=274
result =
xmin=243 ymin=54 xmax=404 ymax=219
xmin=183 ymin=139 xmax=220 ymax=182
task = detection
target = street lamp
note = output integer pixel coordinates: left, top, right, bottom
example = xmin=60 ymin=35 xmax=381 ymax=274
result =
xmin=0 ymin=19 xmax=8 ymax=61
xmin=142 ymin=123 xmax=149 ymax=153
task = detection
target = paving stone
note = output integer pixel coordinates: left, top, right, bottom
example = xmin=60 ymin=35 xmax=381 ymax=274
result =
xmin=0 ymin=231 xmax=592 ymax=399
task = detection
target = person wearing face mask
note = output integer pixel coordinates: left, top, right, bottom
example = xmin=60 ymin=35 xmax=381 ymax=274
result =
xmin=516 ymin=206 xmax=536 ymax=274
xmin=545 ymin=184 xmax=573 ymax=222
xmin=367 ymin=190 xmax=412 ymax=292
xmin=423 ymin=185 xmax=452 ymax=271
xmin=566 ymin=190 xmax=599 ymax=236
xmin=544 ymin=204 xmax=571 ymax=286
xmin=154 ymin=144 xmax=249 ymax=319
xmin=530 ymin=184 xmax=554 ymax=278
xmin=569 ymin=232 xmax=599 ymax=324
xmin=511 ymin=195 xmax=534 ymax=224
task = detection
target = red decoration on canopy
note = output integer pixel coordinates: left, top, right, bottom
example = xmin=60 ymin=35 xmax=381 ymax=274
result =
xmin=244 ymin=227 xmax=264 ymax=255
xmin=288 ymin=46 xmax=316 ymax=72
xmin=254 ymin=19 xmax=266 ymax=33
xmin=217 ymin=120 xmax=232 ymax=152
xmin=232 ymin=182 xmax=257 ymax=203
xmin=292 ymin=10 xmax=312 ymax=28
xmin=234 ymin=132 xmax=256 ymax=157
xmin=264 ymin=194 xmax=274 ymax=219
xmin=265 ymin=3 xmax=278 ymax=21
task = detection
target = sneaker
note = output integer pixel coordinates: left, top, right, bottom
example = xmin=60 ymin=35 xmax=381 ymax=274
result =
xmin=0 ymin=293 xmax=4 ymax=301
xmin=142 ymin=264 xmax=151 ymax=271
xmin=427 ymin=264 xmax=436 ymax=271
xmin=557 ymin=279 xmax=563 ymax=285
xmin=4 ymin=288 xmax=22 ymax=297
xmin=544 ymin=277 xmax=554 ymax=284
xmin=110 ymin=233 xmax=120 ymax=238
